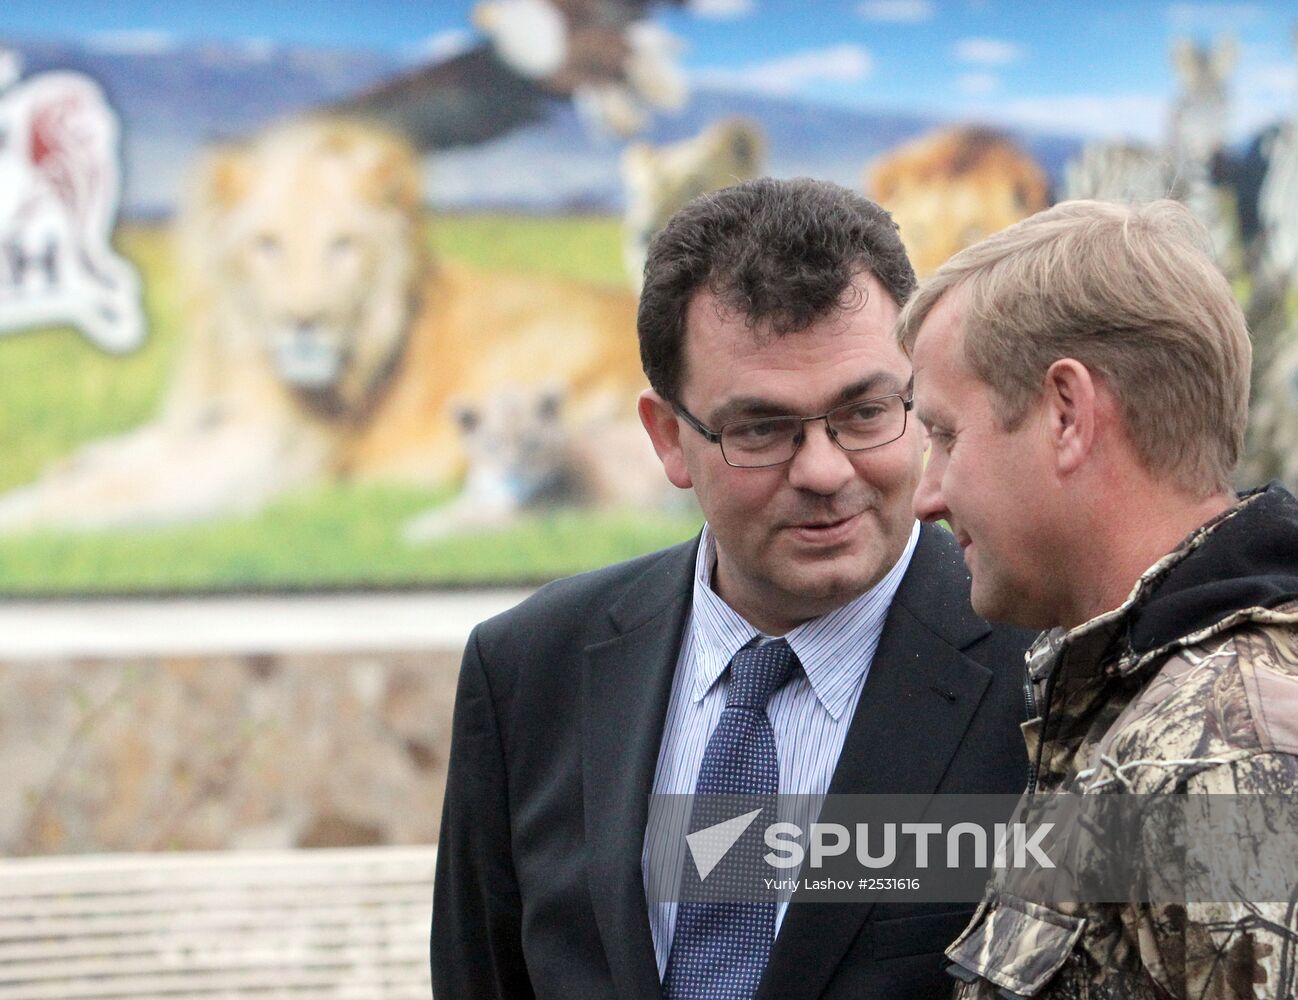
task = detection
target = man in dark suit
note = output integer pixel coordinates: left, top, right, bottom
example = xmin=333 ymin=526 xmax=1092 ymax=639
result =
xmin=431 ymin=178 xmax=1032 ymax=999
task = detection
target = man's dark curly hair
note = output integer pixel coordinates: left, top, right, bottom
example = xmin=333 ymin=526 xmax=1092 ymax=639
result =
xmin=637 ymin=176 xmax=916 ymax=402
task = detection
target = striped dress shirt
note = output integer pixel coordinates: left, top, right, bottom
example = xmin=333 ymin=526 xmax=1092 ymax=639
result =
xmin=641 ymin=518 xmax=921 ymax=978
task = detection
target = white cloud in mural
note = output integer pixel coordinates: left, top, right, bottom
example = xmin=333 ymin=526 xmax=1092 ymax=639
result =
xmin=239 ymin=37 xmax=277 ymax=62
xmin=1233 ymin=60 xmax=1298 ymax=139
xmin=85 ymin=30 xmax=178 ymax=56
xmin=856 ymin=0 xmax=935 ymax=23
xmin=405 ymin=29 xmax=477 ymax=65
xmin=1237 ymin=61 xmax=1298 ymax=100
xmin=972 ymin=92 xmax=1166 ymax=141
xmin=958 ymin=72 xmax=1001 ymax=96
xmin=694 ymin=44 xmax=874 ymax=96
xmin=689 ymin=0 xmax=756 ymax=18
xmin=955 ymin=37 xmax=1025 ymax=66
xmin=1167 ymin=3 xmax=1265 ymax=31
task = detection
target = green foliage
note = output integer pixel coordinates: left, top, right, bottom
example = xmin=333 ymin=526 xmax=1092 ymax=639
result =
xmin=432 ymin=213 xmax=628 ymax=287
xmin=0 ymin=485 xmax=700 ymax=593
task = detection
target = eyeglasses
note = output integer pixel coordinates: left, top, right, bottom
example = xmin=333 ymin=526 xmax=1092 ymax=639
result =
xmin=673 ymin=383 xmax=914 ymax=469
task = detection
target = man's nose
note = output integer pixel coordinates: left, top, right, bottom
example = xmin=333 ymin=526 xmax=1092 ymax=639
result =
xmin=785 ymin=419 xmax=854 ymax=496
xmin=912 ymin=450 xmax=948 ymax=523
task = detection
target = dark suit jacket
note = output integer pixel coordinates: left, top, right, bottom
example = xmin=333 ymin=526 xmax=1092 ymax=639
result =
xmin=431 ymin=523 xmax=1033 ymax=999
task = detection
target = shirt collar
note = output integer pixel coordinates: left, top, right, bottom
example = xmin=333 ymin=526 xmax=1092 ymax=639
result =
xmin=688 ymin=519 xmax=920 ymax=719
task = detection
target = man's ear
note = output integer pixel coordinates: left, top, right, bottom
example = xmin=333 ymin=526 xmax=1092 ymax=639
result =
xmin=638 ymin=389 xmax=694 ymax=489
xmin=1043 ymin=358 xmax=1097 ymax=476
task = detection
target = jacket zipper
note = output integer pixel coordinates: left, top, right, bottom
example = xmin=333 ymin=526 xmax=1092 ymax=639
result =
xmin=1025 ymin=660 xmax=1053 ymax=796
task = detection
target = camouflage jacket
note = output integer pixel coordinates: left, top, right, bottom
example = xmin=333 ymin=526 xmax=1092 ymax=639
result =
xmin=945 ymin=484 xmax=1298 ymax=1000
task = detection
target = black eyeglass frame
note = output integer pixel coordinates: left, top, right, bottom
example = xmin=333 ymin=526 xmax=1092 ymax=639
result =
xmin=671 ymin=381 xmax=915 ymax=469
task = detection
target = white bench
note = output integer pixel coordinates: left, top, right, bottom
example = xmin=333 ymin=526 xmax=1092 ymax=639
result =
xmin=0 ymin=846 xmax=436 ymax=999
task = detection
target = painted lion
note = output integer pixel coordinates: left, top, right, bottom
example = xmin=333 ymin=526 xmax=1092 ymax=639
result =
xmin=0 ymin=117 xmax=645 ymax=532
xmin=621 ymin=117 xmax=764 ymax=290
xmin=867 ymin=126 xmax=1051 ymax=278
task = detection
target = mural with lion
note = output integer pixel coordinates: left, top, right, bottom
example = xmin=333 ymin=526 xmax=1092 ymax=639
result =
xmin=0 ymin=117 xmax=646 ymax=532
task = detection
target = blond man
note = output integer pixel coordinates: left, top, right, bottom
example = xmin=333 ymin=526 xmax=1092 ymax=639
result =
xmin=900 ymin=199 xmax=1298 ymax=999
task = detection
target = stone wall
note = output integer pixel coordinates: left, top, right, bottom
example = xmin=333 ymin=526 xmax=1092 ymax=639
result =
xmin=0 ymin=648 xmax=462 ymax=856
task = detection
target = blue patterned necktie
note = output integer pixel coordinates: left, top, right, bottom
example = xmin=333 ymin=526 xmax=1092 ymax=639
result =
xmin=663 ymin=638 xmax=799 ymax=1000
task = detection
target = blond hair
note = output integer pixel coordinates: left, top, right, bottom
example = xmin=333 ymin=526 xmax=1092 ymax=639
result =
xmin=896 ymin=199 xmax=1250 ymax=495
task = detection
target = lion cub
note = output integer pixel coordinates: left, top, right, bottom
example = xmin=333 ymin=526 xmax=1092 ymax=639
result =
xmin=403 ymin=385 xmax=687 ymax=543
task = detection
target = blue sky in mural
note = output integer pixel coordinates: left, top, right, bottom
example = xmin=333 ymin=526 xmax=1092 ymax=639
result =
xmin=2 ymin=1 xmax=1295 ymax=140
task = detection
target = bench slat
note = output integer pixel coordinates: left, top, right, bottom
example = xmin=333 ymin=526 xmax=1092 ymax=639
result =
xmin=0 ymin=918 xmax=422 ymax=963
xmin=0 ymin=852 xmax=437 ymax=898
xmin=0 ymin=966 xmax=432 ymax=1000
xmin=0 ymin=940 xmax=427 ymax=985
xmin=0 ymin=901 xmax=427 ymax=941
xmin=2 ymin=884 xmax=432 ymax=919
xmin=0 ymin=848 xmax=435 ymax=1000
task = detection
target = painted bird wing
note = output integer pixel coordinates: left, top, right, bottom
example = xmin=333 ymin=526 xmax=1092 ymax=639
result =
xmin=332 ymin=44 xmax=558 ymax=151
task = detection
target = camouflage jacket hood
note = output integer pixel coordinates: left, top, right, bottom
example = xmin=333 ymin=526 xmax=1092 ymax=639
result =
xmin=946 ymin=483 xmax=1298 ymax=999
xmin=1027 ymin=481 xmax=1298 ymax=688
xmin=1125 ymin=483 xmax=1298 ymax=657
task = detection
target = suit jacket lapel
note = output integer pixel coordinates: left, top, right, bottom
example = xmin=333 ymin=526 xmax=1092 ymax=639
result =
xmin=759 ymin=524 xmax=996 ymax=1000
xmin=583 ymin=538 xmax=698 ymax=1000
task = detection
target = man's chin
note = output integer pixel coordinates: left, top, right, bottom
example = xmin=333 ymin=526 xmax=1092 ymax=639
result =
xmin=775 ymin=551 xmax=881 ymax=610
xmin=970 ymin=578 xmax=1045 ymax=629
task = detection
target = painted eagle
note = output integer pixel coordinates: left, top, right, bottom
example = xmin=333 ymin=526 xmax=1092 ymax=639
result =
xmin=335 ymin=0 xmax=689 ymax=148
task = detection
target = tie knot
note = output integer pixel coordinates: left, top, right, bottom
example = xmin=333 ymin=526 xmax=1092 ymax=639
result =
xmin=725 ymin=638 xmax=798 ymax=711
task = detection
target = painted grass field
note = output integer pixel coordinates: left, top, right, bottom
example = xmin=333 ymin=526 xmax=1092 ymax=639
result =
xmin=0 ymin=216 xmax=702 ymax=594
